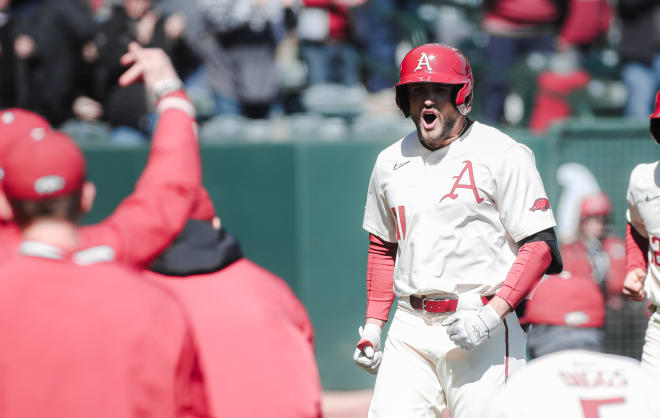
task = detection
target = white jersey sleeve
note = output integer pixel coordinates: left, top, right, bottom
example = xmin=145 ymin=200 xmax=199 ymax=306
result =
xmin=495 ymin=143 xmax=556 ymax=243
xmin=363 ymin=157 xmax=398 ymax=243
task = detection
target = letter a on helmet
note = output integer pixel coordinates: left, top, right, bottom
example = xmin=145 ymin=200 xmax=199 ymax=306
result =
xmin=395 ymin=44 xmax=474 ymax=117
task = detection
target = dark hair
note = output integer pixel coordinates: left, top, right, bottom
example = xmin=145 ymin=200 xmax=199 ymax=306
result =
xmin=526 ymin=324 xmax=604 ymax=359
xmin=10 ymin=192 xmax=83 ymax=228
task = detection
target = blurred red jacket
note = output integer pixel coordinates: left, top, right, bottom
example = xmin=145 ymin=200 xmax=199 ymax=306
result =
xmin=561 ymin=236 xmax=626 ymax=298
xmin=0 ymin=242 xmax=209 ymax=418
xmin=144 ymin=223 xmax=323 ymax=418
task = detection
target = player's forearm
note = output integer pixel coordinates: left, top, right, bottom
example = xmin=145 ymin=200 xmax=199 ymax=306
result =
xmin=625 ymin=222 xmax=648 ymax=274
xmin=366 ymin=318 xmax=386 ymax=328
xmin=365 ymin=234 xmax=397 ymax=321
xmin=100 ymin=90 xmax=200 ymax=266
xmin=495 ymin=241 xmax=552 ymax=313
xmin=135 ymin=90 xmax=201 ymax=192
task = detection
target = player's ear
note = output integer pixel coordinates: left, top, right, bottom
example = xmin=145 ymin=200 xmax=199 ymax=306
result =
xmin=81 ymin=181 xmax=96 ymax=214
xmin=0 ymin=191 xmax=14 ymax=221
xmin=212 ymin=216 xmax=221 ymax=230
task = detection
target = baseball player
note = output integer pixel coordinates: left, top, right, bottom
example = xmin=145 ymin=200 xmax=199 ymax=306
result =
xmin=561 ymin=192 xmax=647 ymax=358
xmin=489 ymin=272 xmax=660 ymax=418
xmin=0 ymin=123 xmax=209 ymax=417
xmin=623 ymin=90 xmax=660 ymax=374
xmin=0 ymin=42 xmax=200 ymax=267
xmin=353 ymin=43 xmax=563 ymax=418
xmin=144 ymin=188 xmax=323 ymax=418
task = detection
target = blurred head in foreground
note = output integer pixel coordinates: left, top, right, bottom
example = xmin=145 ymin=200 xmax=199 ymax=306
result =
xmin=522 ymin=271 xmax=605 ymax=359
xmin=1 ymin=128 xmax=95 ymax=229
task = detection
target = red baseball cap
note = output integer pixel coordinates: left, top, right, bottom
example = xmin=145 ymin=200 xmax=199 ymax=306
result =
xmin=579 ymin=192 xmax=611 ymax=219
xmin=190 ymin=187 xmax=216 ymax=221
xmin=3 ymin=129 xmax=86 ymax=201
xmin=521 ymin=271 xmax=605 ymax=328
xmin=0 ymin=108 xmax=50 ymax=180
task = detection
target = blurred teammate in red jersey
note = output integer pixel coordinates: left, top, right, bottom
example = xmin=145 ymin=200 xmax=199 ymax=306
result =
xmin=0 ymin=53 xmax=209 ymax=416
xmin=144 ymin=188 xmax=323 ymax=418
xmin=561 ymin=192 xmax=647 ymax=358
xmin=0 ymin=41 xmax=200 ymax=268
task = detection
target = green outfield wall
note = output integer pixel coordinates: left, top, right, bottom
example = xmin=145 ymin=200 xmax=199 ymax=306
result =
xmin=80 ymin=118 xmax=656 ymax=390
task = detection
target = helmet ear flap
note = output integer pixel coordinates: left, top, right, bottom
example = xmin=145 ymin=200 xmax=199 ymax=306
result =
xmin=651 ymin=119 xmax=660 ymax=144
xmin=451 ymin=84 xmax=472 ymax=116
xmin=395 ymin=86 xmax=410 ymax=118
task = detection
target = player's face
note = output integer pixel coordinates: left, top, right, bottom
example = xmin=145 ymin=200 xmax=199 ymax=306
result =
xmin=408 ymin=83 xmax=463 ymax=150
xmin=581 ymin=216 xmax=606 ymax=240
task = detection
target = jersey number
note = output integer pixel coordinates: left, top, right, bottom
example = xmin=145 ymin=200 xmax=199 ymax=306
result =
xmin=580 ymin=397 xmax=625 ymax=418
xmin=391 ymin=206 xmax=406 ymax=240
xmin=651 ymin=237 xmax=660 ymax=267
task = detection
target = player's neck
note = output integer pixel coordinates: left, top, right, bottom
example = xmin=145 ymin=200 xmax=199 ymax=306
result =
xmin=22 ymin=219 xmax=80 ymax=252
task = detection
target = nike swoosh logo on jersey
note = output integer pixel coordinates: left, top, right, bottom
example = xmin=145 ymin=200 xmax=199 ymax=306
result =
xmin=646 ymin=194 xmax=660 ymax=202
xmin=393 ymin=161 xmax=410 ymax=170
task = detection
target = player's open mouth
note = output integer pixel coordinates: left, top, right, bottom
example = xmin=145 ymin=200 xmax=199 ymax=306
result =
xmin=421 ymin=110 xmax=437 ymax=130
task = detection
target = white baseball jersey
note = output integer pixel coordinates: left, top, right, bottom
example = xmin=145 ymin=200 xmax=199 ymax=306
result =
xmin=363 ymin=121 xmax=556 ymax=297
xmin=488 ymin=350 xmax=660 ymax=418
xmin=626 ymin=161 xmax=660 ymax=307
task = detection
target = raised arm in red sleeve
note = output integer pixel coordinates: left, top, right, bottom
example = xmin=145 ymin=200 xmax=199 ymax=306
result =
xmin=80 ymin=90 xmax=201 ymax=268
xmin=626 ymin=222 xmax=648 ymax=274
xmin=366 ymin=233 xmax=397 ymax=321
xmin=496 ymin=241 xmax=552 ymax=309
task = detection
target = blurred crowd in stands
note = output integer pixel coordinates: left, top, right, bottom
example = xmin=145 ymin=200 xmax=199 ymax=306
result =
xmin=0 ymin=0 xmax=658 ymax=143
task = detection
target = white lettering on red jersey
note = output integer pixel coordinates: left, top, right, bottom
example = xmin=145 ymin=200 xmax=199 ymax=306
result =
xmin=488 ymin=350 xmax=660 ymax=418
xmin=363 ymin=121 xmax=556 ymax=297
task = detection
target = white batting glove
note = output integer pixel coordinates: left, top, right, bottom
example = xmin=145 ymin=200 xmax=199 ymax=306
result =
xmin=352 ymin=323 xmax=383 ymax=374
xmin=442 ymin=305 xmax=501 ymax=350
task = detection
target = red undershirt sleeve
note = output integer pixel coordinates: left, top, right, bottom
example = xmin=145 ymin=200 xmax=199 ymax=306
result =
xmin=365 ymin=234 xmax=397 ymax=321
xmin=626 ymin=222 xmax=648 ymax=274
xmin=496 ymin=241 xmax=552 ymax=309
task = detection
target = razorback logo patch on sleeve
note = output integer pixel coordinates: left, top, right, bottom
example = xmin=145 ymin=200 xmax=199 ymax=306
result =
xmin=529 ymin=198 xmax=551 ymax=212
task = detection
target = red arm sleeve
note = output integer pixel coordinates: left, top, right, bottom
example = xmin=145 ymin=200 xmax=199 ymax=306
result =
xmin=496 ymin=241 xmax=552 ymax=309
xmin=366 ymin=234 xmax=397 ymax=321
xmin=81 ymin=90 xmax=201 ymax=268
xmin=626 ymin=222 xmax=648 ymax=274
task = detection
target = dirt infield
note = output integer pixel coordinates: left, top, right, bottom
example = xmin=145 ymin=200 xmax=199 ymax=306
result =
xmin=322 ymin=390 xmax=373 ymax=418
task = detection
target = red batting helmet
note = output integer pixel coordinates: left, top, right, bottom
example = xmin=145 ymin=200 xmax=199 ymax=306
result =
xmin=579 ymin=192 xmax=611 ymax=220
xmin=395 ymin=43 xmax=474 ymax=117
xmin=650 ymin=90 xmax=660 ymax=144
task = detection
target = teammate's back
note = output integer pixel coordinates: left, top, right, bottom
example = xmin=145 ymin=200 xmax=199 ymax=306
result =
xmin=490 ymin=350 xmax=660 ymax=418
xmin=0 ymin=248 xmax=208 ymax=418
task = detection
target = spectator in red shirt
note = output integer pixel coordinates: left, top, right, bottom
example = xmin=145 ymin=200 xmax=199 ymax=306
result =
xmin=481 ymin=0 xmax=566 ymax=126
xmin=144 ymin=188 xmax=323 ymax=418
xmin=0 ymin=64 xmax=209 ymax=416
xmin=0 ymin=43 xmax=201 ymax=269
xmin=561 ymin=192 xmax=647 ymax=359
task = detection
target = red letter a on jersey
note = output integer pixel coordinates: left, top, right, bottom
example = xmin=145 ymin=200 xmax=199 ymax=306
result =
xmin=440 ymin=160 xmax=484 ymax=203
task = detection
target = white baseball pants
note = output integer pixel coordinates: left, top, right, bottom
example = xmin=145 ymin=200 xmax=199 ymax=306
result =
xmin=368 ymin=297 xmax=526 ymax=418
xmin=641 ymin=309 xmax=660 ymax=375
